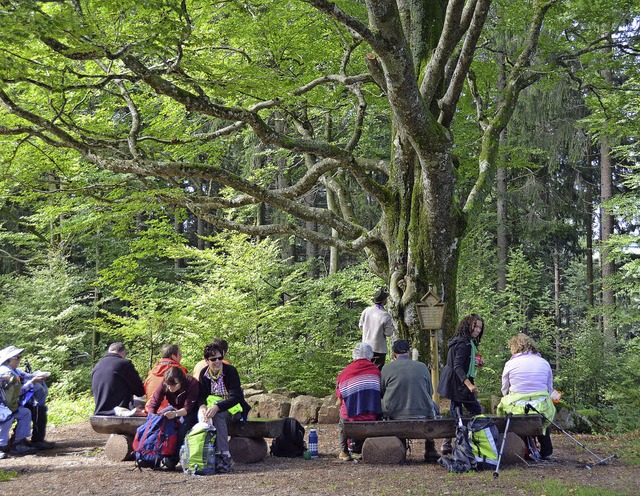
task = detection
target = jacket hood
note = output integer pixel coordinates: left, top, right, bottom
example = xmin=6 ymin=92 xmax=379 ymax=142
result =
xmin=149 ymin=358 xmax=186 ymax=378
xmin=447 ymin=335 xmax=469 ymax=348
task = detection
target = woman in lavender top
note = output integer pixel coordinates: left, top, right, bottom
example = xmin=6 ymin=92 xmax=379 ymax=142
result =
xmin=499 ymin=333 xmax=555 ymax=458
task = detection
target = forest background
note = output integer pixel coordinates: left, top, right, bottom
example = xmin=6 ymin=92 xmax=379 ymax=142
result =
xmin=0 ymin=1 xmax=638 ymax=434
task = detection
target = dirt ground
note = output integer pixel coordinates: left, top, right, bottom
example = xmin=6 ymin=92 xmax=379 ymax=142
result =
xmin=0 ymin=422 xmax=636 ymax=495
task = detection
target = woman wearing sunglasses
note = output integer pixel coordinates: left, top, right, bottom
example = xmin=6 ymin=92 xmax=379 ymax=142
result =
xmin=197 ymin=342 xmax=250 ymax=473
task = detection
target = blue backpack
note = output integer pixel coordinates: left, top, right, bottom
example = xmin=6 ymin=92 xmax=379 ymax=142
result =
xmin=132 ymin=414 xmax=179 ymax=469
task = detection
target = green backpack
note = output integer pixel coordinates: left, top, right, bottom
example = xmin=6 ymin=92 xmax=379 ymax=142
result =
xmin=179 ymin=423 xmax=217 ymax=475
xmin=468 ymin=415 xmax=500 ymax=469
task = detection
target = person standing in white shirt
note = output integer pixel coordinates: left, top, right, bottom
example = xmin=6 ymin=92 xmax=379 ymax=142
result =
xmin=359 ymin=289 xmax=395 ymax=371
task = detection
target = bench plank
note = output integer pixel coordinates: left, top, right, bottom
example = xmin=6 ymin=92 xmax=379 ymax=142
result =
xmin=89 ymin=415 xmax=286 ymax=438
xmin=343 ymin=414 xmax=543 ymax=440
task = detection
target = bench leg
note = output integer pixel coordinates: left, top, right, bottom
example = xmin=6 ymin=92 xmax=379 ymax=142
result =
xmin=104 ymin=434 xmax=134 ymax=462
xmin=229 ymin=436 xmax=268 ymax=463
xmin=362 ymin=436 xmax=406 ymax=464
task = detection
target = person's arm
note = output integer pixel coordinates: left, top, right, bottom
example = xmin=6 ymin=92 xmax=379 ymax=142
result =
xmin=125 ymin=361 xmax=145 ymax=396
xmin=452 ymin=341 xmax=477 ymax=394
xmin=215 ymin=365 xmax=242 ymax=412
xmin=383 ymin=313 xmax=395 ymax=338
xmin=147 ymin=382 xmax=165 ymax=414
xmin=546 ymin=362 xmax=553 ymax=394
xmin=501 ymin=363 xmax=511 ymax=396
xmin=180 ymin=377 xmax=200 ymax=416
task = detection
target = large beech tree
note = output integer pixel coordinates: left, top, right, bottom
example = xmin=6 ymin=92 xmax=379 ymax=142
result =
xmin=0 ymin=0 xmax=634 ymax=353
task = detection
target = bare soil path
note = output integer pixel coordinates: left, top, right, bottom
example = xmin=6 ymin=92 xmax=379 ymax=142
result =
xmin=0 ymin=422 xmax=636 ymax=495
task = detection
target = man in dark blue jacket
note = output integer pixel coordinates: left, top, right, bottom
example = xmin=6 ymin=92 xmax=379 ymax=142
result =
xmin=91 ymin=342 xmax=145 ymax=416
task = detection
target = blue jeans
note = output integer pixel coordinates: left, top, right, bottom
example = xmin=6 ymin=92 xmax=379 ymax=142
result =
xmin=0 ymin=407 xmax=32 ymax=447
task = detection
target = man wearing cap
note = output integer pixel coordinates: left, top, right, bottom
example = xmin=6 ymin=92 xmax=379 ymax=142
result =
xmin=381 ymin=339 xmax=439 ymax=462
xmin=91 ymin=342 xmax=145 ymax=416
xmin=0 ymin=346 xmax=38 ymax=457
xmin=359 ymin=288 xmax=395 ymax=371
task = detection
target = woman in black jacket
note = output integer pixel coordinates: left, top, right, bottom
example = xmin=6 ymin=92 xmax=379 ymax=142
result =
xmin=437 ymin=314 xmax=484 ymax=453
xmin=438 ymin=314 xmax=484 ymax=415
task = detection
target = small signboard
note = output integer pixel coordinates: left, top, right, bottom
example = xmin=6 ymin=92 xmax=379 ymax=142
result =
xmin=416 ymin=287 xmax=446 ymax=330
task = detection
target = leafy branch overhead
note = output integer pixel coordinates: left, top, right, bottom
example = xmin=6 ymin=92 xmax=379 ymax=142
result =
xmin=1 ymin=0 xmax=637 ymax=335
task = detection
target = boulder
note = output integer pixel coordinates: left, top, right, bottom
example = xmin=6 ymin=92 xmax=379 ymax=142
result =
xmin=246 ymin=393 xmax=291 ymax=419
xmin=289 ymin=395 xmax=323 ymax=424
xmin=317 ymin=395 xmax=341 ymax=424
xmin=268 ymin=388 xmax=296 ymax=398
xmin=362 ymin=436 xmax=406 ymax=464
xmin=243 ymin=388 xmax=266 ymax=398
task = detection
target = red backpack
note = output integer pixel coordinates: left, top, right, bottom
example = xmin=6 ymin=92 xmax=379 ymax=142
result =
xmin=132 ymin=414 xmax=179 ymax=469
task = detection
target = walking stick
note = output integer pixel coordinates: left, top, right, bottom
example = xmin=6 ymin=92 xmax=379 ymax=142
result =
xmin=493 ymin=412 xmax=512 ymax=478
xmin=524 ymin=403 xmax=617 ymax=468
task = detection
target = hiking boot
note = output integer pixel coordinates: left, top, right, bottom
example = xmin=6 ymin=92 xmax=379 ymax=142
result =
xmin=215 ymin=453 xmax=232 ymax=474
xmin=424 ymin=439 xmax=440 ymax=463
xmin=440 ymin=438 xmax=452 ymax=456
xmin=30 ymin=440 xmax=55 ymax=450
xmin=338 ymin=451 xmax=352 ymax=461
xmin=162 ymin=456 xmax=178 ymax=471
xmin=10 ymin=441 xmax=36 ymax=456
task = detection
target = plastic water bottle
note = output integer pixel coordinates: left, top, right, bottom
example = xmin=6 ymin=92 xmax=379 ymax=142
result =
xmin=206 ymin=442 xmax=216 ymax=469
xmin=308 ymin=428 xmax=318 ymax=458
xmin=179 ymin=444 xmax=189 ymax=474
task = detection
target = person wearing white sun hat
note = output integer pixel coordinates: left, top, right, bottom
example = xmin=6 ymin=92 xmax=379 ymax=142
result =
xmin=0 ymin=346 xmax=40 ymax=458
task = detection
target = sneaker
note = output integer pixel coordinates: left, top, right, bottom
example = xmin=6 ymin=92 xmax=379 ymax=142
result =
xmin=338 ymin=451 xmax=352 ymax=461
xmin=161 ymin=456 xmax=177 ymax=471
xmin=10 ymin=442 xmax=36 ymax=456
xmin=31 ymin=440 xmax=55 ymax=450
xmin=215 ymin=453 xmax=232 ymax=474
xmin=351 ymin=452 xmax=362 ymax=461
xmin=0 ymin=451 xmax=8 ymax=460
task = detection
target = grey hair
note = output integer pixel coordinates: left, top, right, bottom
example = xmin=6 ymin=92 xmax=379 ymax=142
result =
xmin=352 ymin=342 xmax=374 ymax=361
xmin=108 ymin=342 xmax=126 ymax=353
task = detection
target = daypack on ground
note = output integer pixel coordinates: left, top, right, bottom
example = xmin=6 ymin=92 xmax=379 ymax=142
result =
xmin=438 ymin=415 xmax=477 ymax=473
xmin=468 ymin=415 xmax=500 ymax=470
xmin=270 ymin=417 xmax=306 ymax=457
xmin=180 ymin=422 xmax=217 ymax=475
xmin=132 ymin=414 xmax=179 ymax=469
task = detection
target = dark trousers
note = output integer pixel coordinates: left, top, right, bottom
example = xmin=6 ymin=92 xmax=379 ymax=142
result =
xmin=372 ymin=353 xmax=386 ymax=372
xmin=450 ymin=398 xmax=482 ymax=417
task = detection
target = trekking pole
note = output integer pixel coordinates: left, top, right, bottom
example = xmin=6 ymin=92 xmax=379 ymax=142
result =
xmin=493 ymin=412 xmax=512 ymax=478
xmin=524 ymin=403 xmax=617 ymax=467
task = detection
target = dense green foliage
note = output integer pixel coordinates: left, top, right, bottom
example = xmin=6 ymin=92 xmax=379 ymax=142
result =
xmin=0 ymin=0 xmax=638 ymax=432
xmin=0 ymin=231 xmax=382 ymax=398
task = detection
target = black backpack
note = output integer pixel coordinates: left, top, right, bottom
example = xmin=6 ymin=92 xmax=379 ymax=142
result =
xmin=270 ymin=417 xmax=306 ymax=457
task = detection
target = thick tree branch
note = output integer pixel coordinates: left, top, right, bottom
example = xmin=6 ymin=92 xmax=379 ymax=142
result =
xmin=438 ymin=0 xmax=491 ymax=127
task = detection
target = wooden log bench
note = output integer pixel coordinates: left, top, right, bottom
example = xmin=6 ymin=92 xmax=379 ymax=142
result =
xmin=90 ymin=415 xmax=286 ymax=464
xmin=343 ymin=414 xmax=544 ymax=464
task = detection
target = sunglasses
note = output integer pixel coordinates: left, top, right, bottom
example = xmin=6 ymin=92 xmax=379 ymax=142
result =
xmin=207 ymin=356 xmax=224 ymax=362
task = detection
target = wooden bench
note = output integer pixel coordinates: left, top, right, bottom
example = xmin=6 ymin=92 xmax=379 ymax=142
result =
xmin=342 ymin=414 xmax=544 ymax=464
xmin=90 ymin=415 xmax=286 ymax=463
